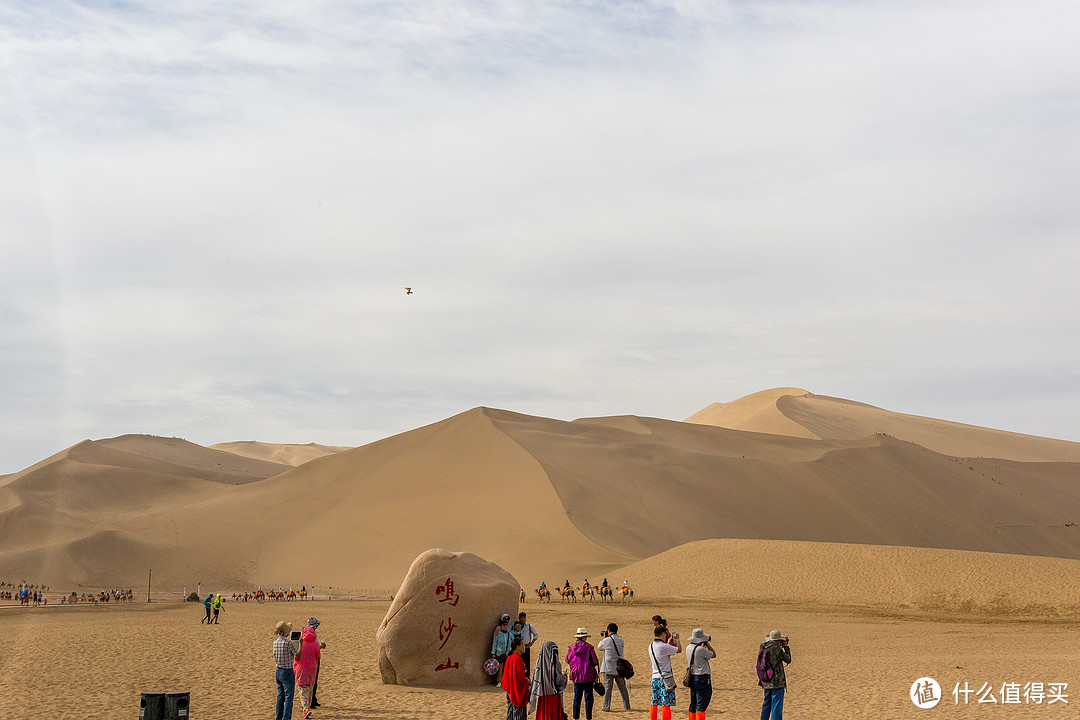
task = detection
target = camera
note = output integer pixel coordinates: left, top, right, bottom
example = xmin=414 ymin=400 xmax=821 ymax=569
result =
xmin=290 ymin=630 xmax=301 ymax=642
xmin=600 ymin=630 xmax=608 ymax=637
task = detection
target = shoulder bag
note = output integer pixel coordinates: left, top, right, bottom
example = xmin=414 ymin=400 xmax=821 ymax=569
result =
xmin=650 ymin=642 xmax=676 ymax=692
xmin=609 ymin=634 xmax=635 ymax=679
xmin=681 ymin=644 xmax=699 ymax=687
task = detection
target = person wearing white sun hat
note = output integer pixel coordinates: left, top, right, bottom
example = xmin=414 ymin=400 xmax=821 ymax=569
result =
xmin=566 ymin=627 xmax=600 ymax=720
xmin=685 ymin=628 xmax=715 ymax=720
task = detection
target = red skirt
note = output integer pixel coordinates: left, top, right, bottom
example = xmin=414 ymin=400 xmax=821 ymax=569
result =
xmin=536 ymin=693 xmax=564 ymax=720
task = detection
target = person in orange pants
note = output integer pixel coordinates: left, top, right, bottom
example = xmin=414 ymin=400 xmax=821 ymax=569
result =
xmin=685 ymin=628 xmax=715 ymax=720
xmin=648 ymin=626 xmax=681 ymax=720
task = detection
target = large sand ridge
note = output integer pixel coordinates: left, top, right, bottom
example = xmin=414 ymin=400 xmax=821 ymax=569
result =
xmin=2 ymin=388 xmax=1079 ymax=717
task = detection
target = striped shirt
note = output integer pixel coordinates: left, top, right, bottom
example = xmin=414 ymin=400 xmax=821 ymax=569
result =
xmin=273 ymin=635 xmax=298 ymax=669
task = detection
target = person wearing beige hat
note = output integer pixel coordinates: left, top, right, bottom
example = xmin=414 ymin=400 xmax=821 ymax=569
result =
xmin=757 ymin=630 xmax=791 ymax=720
xmin=566 ymin=627 xmax=600 ymax=720
xmin=685 ymin=628 xmax=715 ymax=720
xmin=272 ymin=621 xmax=300 ymax=720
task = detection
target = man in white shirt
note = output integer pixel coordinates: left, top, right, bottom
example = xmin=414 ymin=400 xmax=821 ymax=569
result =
xmin=596 ymin=623 xmax=631 ymax=711
xmin=685 ymin=628 xmax=715 ymax=720
xmin=648 ymin=626 xmax=681 ymax=720
xmin=517 ymin=611 xmax=539 ymax=676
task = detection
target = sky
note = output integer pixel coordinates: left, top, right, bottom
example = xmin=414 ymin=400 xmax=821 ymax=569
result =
xmin=2 ymin=0 xmax=1079 ymax=473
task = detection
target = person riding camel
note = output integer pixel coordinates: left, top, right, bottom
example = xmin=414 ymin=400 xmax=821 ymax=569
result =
xmin=601 ymin=578 xmax=608 ymax=589
xmin=583 ymin=579 xmax=590 ymax=592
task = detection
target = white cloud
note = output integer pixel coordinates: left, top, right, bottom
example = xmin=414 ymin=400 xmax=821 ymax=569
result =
xmin=1 ymin=0 xmax=1079 ymax=471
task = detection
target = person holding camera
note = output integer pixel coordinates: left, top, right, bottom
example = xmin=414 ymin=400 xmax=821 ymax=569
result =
xmin=272 ymin=621 xmax=299 ymax=720
xmin=648 ymin=626 xmax=681 ymax=720
xmin=597 ymin=623 xmax=631 ymax=711
xmin=758 ymin=630 xmax=791 ymax=720
xmin=685 ymin=628 xmax=715 ymax=720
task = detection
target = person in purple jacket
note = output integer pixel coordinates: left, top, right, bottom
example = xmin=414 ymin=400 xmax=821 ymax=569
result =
xmin=566 ymin=627 xmax=600 ymax=720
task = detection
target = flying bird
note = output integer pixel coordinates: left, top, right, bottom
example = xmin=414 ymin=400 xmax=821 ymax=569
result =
xmin=405 ymin=287 xmax=413 ymax=295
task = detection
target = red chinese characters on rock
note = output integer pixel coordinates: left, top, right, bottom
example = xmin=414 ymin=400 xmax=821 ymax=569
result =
xmin=435 ymin=577 xmax=461 ymax=671
xmin=438 ymin=617 xmax=457 ymax=650
xmin=436 ymin=578 xmax=459 ymax=606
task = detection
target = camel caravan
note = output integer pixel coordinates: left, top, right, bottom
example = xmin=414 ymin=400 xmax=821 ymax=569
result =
xmin=534 ymin=581 xmax=634 ymax=603
xmin=242 ymin=587 xmax=310 ymax=603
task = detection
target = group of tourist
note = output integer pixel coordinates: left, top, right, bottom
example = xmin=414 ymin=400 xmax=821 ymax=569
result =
xmin=499 ymin=614 xmax=792 ymax=720
xmin=2 ymin=584 xmax=133 ymax=605
xmin=63 ymin=588 xmax=133 ymax=604
xmin=272 ymin=616 xmax=327 ymax=720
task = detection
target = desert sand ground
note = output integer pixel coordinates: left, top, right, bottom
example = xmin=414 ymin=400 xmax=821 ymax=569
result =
xmin=3 ymin=596 xmax=1076 ymax=719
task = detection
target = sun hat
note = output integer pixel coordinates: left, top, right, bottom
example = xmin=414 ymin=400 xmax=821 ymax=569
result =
xmin=574 ymin=627 xmax=590 ymax=638
xmin=307 ymin=617 xmax=320 ymax=628
xmin=765 ymin=630 xmax=788 ymax=642
xmin=689 ymin=628 xmax=711 ymax=644
xmin=274 ymin=620 xmax=292 ymax=635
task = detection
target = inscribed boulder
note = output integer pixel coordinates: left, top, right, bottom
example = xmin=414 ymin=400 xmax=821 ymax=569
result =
xmin=377 ymin=548 xmax=520 ymax=686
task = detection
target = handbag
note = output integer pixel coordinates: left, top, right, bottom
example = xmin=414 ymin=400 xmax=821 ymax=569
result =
xmin=609 ymin=634 xmax=635 ymax=679
xmin=650 ymin=642 xmax=676 ymax=692
xmin=593 ymin=681 xmax=605 ymax=696
xmin=681 ymin=644 xmax=699 ymax=688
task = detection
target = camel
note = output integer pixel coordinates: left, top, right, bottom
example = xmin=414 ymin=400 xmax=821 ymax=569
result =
xmin=580 ymin=586 xmax=595 ymax=602
xmin=536 ymin=587 xmax=551 ymax=602
xmin=599 ymin=586 xmax=614 ymax=602
xmin=560 ymin=587 xmax=577 ymax=603
xmin=620 ymin=586 xmax=634 ymax=602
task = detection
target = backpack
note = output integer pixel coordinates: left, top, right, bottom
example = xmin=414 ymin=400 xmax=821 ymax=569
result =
xmin=607 ymin=635 xmax=635 ymax=679
xmin=755 ymin=644 xmax=774 ymax=682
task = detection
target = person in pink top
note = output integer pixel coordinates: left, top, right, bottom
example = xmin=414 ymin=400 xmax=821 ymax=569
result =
xmin=294 ymin=624 xmax=322 ymax=718
xmin=566 ymin=628 xmax=600 ymax=720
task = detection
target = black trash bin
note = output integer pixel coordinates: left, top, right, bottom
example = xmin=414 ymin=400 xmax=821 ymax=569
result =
xmin=164 ymin=691 xmax=190 ymax=719
xmin=140 ymin=692 xmax=165 ymax=720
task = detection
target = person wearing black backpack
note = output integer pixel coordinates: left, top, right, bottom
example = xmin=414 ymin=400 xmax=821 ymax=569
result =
xmin=758 ymin=630 xmax=791 ymax=720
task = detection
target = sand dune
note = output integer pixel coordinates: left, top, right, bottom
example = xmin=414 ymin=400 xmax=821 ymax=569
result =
xmin=621 ymin=538 xmax=1080 ymax=617
xmin=688 ymin=388 xmax=1080 ymax=462
xmin=210 ymin=441 xmax=352 ymax=466
xmin=684 ymin=387 xmax=820 ymax=439
xmin=2 ymin=390 xmax=1079 ymax=599
xmin=0 ymin=436 xmax=294 ymax=586
xmin=489 ymin=411 xmax=1080 ymax=561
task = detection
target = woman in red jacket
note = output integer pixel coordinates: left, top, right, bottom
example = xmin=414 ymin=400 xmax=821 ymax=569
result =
xmin=503 ymin=638 xmax=530 ymax=720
